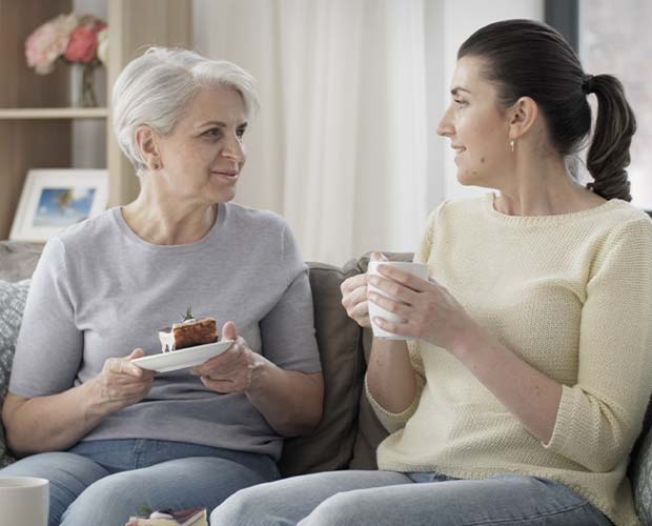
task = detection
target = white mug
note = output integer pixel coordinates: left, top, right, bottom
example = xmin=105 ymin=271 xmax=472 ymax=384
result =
xmin=367 ymin=261 xmax=429 ymax=340
xmin=0 ymin=476 xmax=49 ymax=526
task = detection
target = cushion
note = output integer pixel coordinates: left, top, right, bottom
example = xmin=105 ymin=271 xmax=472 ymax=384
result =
xmin=0 ymin=279 xmax=31 ymax=467
xmin=0 ymin=241 xmax=43 ymax=282
xmin=631 ymin=421 xmax=652 ymax=523
xmin=278 ymin=262 xmax=365 ymax=476
xmin=347 ymin=252 xmax=413 ymax=469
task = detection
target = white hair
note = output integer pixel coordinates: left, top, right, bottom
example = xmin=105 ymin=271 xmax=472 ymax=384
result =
xmin=112 ymin=47 xmax=259 ymax=173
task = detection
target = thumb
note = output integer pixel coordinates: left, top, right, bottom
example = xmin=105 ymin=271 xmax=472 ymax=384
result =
xmin=128 ymin=348 xmax=146 ymax=360
xmin=222 ymin=321 xmax=239 ymax=342
xmin=369 ymin=251 xmax=388 ymax=262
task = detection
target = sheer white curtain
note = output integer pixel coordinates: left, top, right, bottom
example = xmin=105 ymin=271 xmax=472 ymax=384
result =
xmin=194 ymin=0 xmax=428 ymax=265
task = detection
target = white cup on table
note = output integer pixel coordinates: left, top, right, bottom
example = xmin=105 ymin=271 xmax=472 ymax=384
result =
xmin=367 ymin=261 xmax=429 ymax=340
xmin=0 ymin=476 xmax=49 ymax=526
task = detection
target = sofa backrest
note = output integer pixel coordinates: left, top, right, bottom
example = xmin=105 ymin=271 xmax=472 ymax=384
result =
xmin=279 ymin=260 xmax=367 ymax=475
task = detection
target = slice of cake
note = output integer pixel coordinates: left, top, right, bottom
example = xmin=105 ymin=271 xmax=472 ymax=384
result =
xmin=125 ymin=508 xmax=207 ymax=526
xmin=158 ymin=307 xmax=218 ymax=353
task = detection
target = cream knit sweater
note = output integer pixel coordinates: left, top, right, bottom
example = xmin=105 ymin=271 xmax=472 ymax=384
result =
xmin=367 ymin=194 xmax=652 ymax=526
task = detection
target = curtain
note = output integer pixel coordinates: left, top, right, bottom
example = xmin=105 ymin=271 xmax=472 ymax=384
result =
xmin=194 ymin=0 xmax=428 ymax=265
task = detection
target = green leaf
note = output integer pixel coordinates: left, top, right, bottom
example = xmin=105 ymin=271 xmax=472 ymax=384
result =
xmin=183 ymin=305 xmax=193 ymax=321
xmin=137 ymin=506 xmax=153 ymax=517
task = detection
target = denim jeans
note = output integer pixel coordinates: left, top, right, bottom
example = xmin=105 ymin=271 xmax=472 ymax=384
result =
xmin=210 ymin=470 xmax=613 ymax=526
xmin=0 ymin=439 xmax=278 ymax=526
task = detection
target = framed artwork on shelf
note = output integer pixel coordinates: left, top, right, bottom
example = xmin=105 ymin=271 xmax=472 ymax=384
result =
xmin=10 ymin=169 xmax=108 ymax=242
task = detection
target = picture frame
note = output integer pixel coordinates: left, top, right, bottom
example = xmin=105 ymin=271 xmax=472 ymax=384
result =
xmin=9 ymin=169 xmax=108 ymax=242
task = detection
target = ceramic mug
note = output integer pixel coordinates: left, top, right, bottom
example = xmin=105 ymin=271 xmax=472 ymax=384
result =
xmin=0 ymin=476 xmax=49 ymax=526
xmin=367 ymin=261 xmax=429 ymax=340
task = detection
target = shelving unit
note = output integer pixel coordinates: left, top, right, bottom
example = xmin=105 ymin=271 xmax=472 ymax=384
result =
xmin=0 ymin=0 xmax=192 ymax=240
xmin=0 ymin=108 xmax=108 ymax=119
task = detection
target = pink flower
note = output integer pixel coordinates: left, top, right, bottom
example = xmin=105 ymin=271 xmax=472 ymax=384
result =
xmin=25 ymin=13 xmax=78 ymax=74
xmin=64 ymin=20 xmax=106 ymax=64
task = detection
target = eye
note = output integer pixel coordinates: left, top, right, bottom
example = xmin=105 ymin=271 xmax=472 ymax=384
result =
xmin=236 ymin=126 xmax=247 ymax=138
xmin=202 ymin=128 xmax=223 ymax=139
xmin=454 ymin=99 xmax=468 ymax=106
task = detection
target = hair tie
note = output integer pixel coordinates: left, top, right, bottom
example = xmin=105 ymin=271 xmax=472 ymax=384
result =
xmin=582 ymin=74 xmax=595 ymax=95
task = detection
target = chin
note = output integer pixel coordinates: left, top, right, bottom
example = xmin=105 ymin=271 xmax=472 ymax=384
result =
xmin=456 ymin=168 xmax=479 ymax=187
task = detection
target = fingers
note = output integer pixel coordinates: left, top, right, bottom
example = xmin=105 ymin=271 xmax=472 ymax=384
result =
xmin=222 ymin=321 xmax=239 ymax=342
xmin=369 ymin=251 xmax=388 ymax=262
xmin=373 ymin=265 xmax=428 ymax=293
xmin=340 ymin=273 xmax=367 ymax=295
xmin=367 ymin=290 xmax=411 ymax=319
xmin=341 ymin=281 xmax=368 ymax=309
xmin=108 ymin=358 xmax=142 ymax=377
xmin=128 ymin=348 xmax=146 ymax=359
xmin=368 ymin=274 xmax=421 ymax=304
xmin=191 ymin=337 xmax=248 ymax=377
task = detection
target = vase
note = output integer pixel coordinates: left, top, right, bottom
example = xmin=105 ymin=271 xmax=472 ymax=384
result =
xmin=71 ymin=63 xmax=98 ymax=108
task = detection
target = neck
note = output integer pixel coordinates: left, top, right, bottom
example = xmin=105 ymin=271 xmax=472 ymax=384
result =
xmin=493 ymin=154 xmax=605 ymax=216
xmin=122 ymin=180 xmax=218 ymax=245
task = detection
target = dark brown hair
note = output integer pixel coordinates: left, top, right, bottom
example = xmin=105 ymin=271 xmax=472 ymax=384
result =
xmin=458 ymin=19 xmax=636 ymax=201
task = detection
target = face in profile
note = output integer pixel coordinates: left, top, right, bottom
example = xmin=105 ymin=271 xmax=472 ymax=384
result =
xmin=437 ymin=56 xmax=513 ymax=188
xmin=155 ymin=85 xmax=249 ymax=205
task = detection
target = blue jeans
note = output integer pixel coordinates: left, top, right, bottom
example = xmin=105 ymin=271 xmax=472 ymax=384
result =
xmin=210 ymin=470 xmax=613 ymax=526
xmin=0 ymin=439 xmax=278 ymax=526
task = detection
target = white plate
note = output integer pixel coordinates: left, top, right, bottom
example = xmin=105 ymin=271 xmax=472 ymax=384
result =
xmin=132 ymin=340 xmax=234 ymax=373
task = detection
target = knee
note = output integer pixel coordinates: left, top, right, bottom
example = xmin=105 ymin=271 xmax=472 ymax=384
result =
xmin=211 ymin=484 xmax=285 ymax=526
xmin=302 ymin=492 xmax=365 ymax=526
xmin=62 ymin=475 xmax=141 ymax=525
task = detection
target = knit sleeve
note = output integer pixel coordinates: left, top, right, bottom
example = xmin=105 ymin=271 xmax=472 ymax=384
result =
xmin=365 ymin=373 xmax=425 ymax=433
xmin=544 ymin=217 xmax=652 ymax=472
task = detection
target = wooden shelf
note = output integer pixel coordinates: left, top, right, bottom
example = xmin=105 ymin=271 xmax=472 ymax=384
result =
xmin=0 ymin=0 xmax=193 ymax=239
xmin=0 ymin=107 xmax=108 ymax=120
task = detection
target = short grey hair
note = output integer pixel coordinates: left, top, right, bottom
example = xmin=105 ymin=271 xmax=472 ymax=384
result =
xmin=112 ymin=47 xmax=259 ymax=173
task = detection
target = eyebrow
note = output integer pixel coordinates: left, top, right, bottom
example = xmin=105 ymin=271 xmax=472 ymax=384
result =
xmin=450 ymin=87 xmax=471 ymax=96
xmin=198 ymin=121 xmax=248 ymax=128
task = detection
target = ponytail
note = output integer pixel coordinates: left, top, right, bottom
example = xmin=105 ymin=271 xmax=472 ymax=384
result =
xmin=585 ymin=74 xmax=636 ymax=201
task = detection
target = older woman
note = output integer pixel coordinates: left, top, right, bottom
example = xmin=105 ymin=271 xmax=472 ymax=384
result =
xmin=0 ymin=48 xmax=323 ymax=526
xmin=211 ymin=19 xmax=651 ymax=526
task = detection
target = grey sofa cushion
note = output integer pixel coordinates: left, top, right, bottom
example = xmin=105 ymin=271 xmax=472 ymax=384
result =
xmin=278 ymin=262 xmax=365 ymax=476
xmin=347 ymin=252 xmax=413 ymax=469
xmin=632 ymin=425 xmax=652 ymax=524
xmin=0 ymin=241 xmax=43 ymax=283
xmin=0 ymin=279 xmax=30 ymax=467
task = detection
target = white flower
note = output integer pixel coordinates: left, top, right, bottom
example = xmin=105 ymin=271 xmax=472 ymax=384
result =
xmin=97 ymin=27 xmax=109 ymax=66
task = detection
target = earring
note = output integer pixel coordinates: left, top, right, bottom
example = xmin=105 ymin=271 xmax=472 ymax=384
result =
xmin=510 ymin=140 xmax=515 ymax=153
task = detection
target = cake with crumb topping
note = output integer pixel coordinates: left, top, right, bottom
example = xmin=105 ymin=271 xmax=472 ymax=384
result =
xmin=158 ymin=307 xmax=218 ymax=353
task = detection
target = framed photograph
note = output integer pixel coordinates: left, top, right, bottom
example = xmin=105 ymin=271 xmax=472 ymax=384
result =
xmin=10 ymin=169 xmax=108 ymax=242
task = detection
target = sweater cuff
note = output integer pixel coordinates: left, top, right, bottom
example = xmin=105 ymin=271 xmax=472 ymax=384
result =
xmin=365 ymin=374 xmax=422 ymax=433
xmin=543 ymin=384 xmax=573 ymax=451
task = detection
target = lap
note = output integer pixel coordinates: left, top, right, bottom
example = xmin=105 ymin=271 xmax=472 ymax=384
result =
xmin=211 ymin=470 xmax=412 ymax=525
xmin=63 ymin=454 xmax=277 ymax=526
xmin=302 ymin=474 xmax=612 ymax=526
xmin=1 ymin=440 xmax=279 ymax=526
xmin=212 ymin=471 xmax=612 ymax=526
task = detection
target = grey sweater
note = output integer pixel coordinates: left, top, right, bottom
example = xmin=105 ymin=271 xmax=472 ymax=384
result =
xmin=9 ymin=203 xmax=321 ymax=460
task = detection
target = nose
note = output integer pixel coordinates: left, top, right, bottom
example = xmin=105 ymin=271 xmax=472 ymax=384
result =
xmin=437 ymin=105 xmax=454 ymax=138
xmin=221 ymin=135 xmax=246 ymax=163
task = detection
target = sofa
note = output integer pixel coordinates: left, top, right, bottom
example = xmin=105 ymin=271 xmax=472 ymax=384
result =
xmin=2 ymin=240 xmax=652 ymax=523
